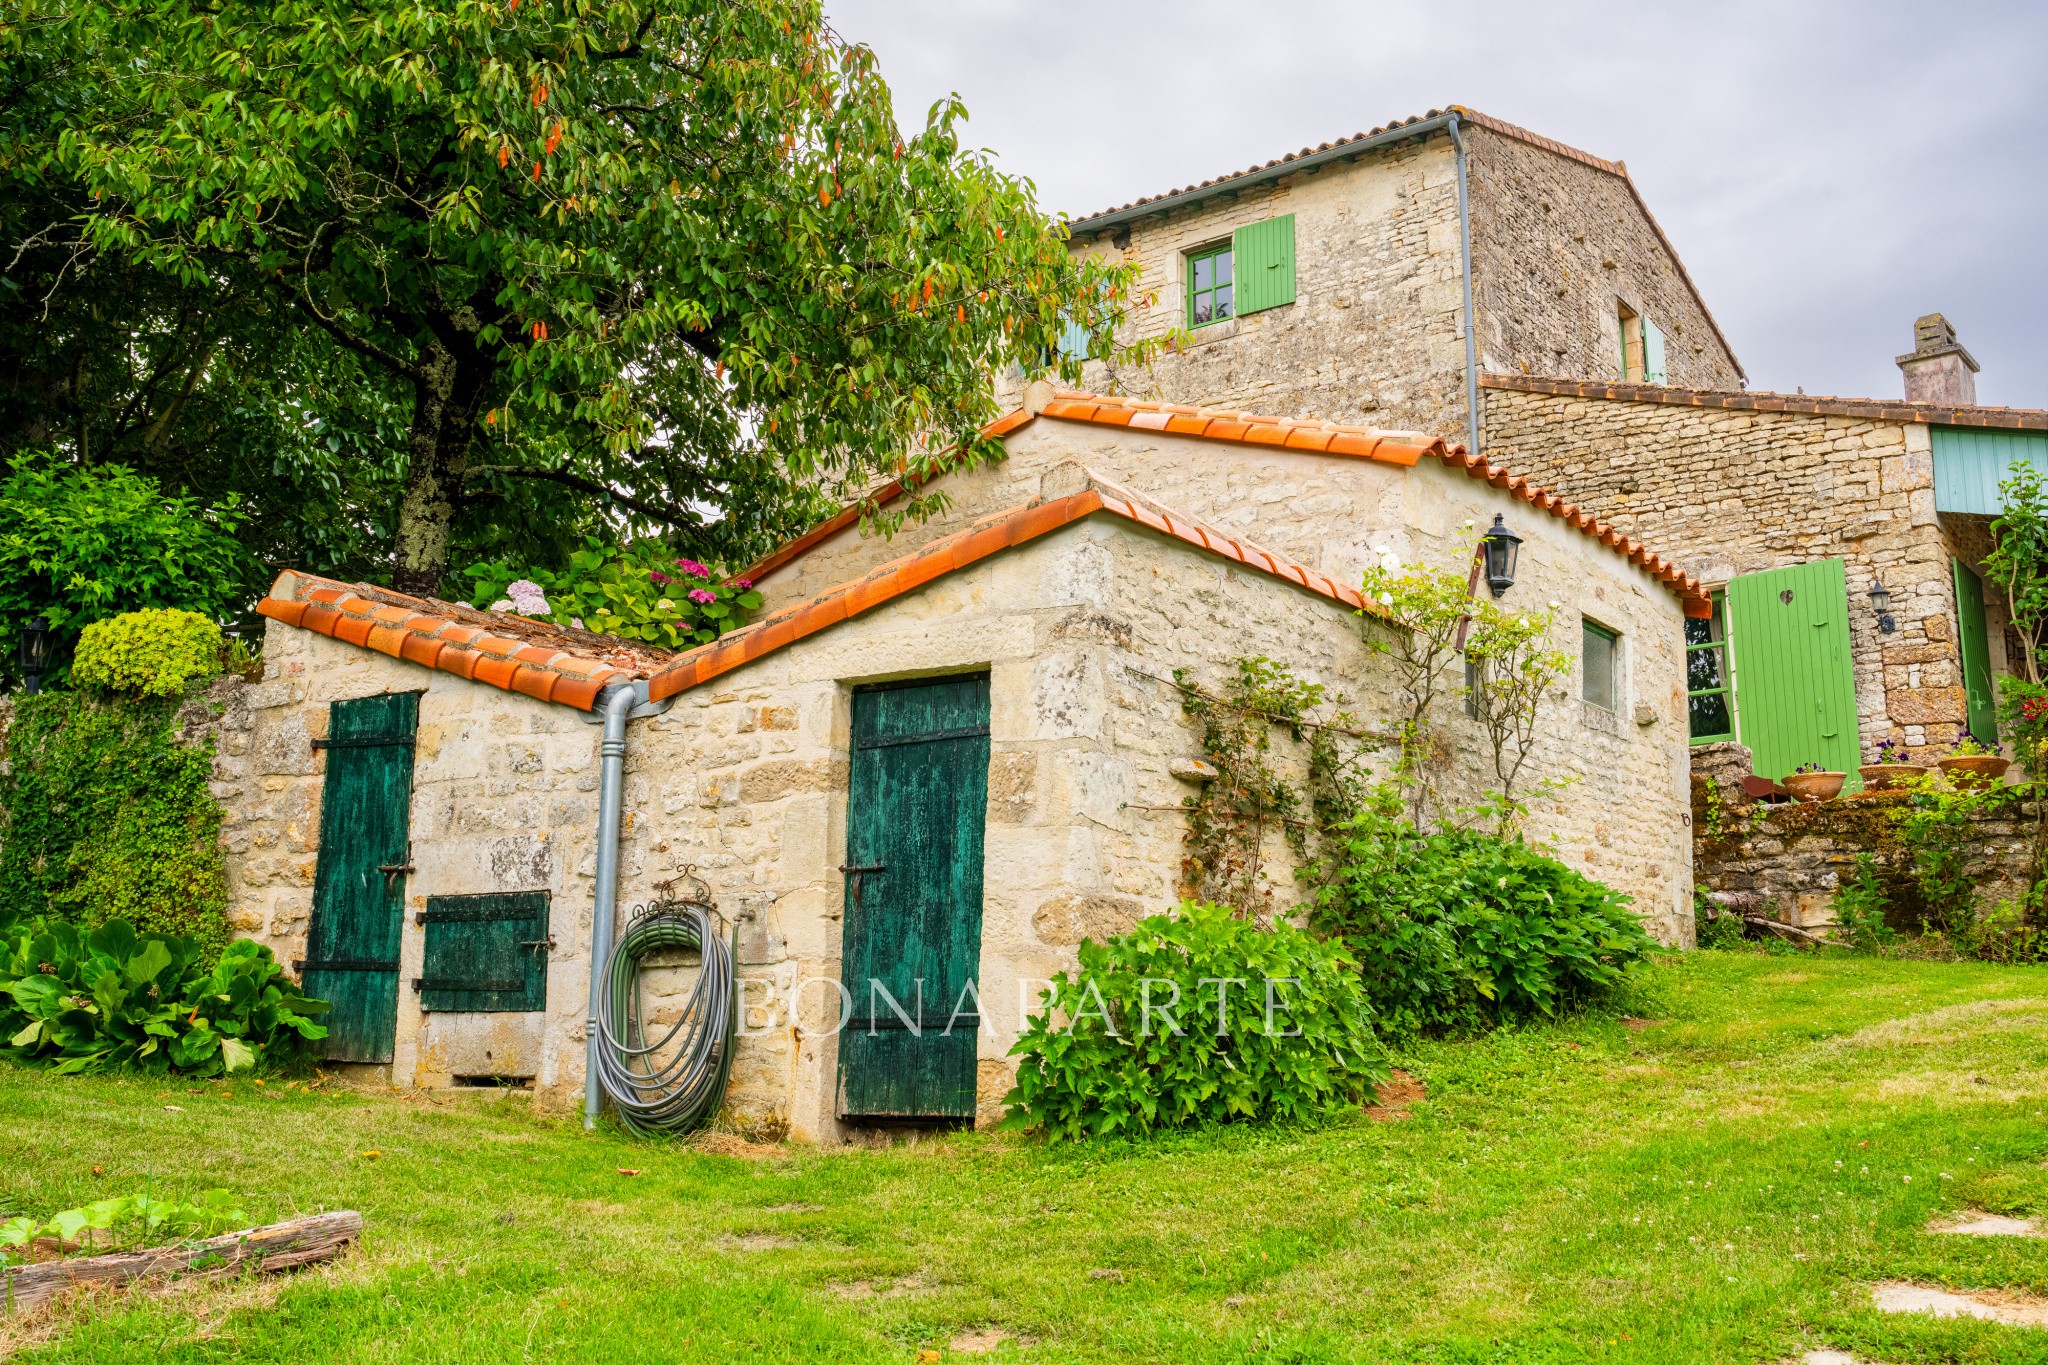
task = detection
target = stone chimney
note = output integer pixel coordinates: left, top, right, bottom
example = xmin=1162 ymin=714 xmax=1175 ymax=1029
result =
xmin=1896 ymin=313 xmax=1979 ymax=406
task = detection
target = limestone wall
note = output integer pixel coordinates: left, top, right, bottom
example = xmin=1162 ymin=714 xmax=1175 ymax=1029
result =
xmin=1058 ymin=135 xmax=1468 ymax=436
xmin=1465 ymin=124 xmax=1742 ymax=391
xmin=756 ymin=420 xmax=1698 ymax=941
xmin=218 ymin=625 xmax=607 ymax=1099
xmin=1483 ymin=385 xmax=1975 ymax=760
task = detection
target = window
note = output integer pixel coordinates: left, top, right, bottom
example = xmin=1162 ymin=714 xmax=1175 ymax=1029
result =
xmin=1187 ymin=243 xmax=1234 ymax=326
xmin=1617 ymin=301 xmax=1667 ymax=383
xmin=1685 ymin=593 xmax=1734 ymax=742
xmin=1581 ymin=618 xmax=1620 ymax=711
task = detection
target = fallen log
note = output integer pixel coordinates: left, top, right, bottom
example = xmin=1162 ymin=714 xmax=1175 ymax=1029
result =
xmin=1742 ymin=915 xmax=1828 ymax=947
xmin=3 ymin=1210 xmax=360 ymax=1314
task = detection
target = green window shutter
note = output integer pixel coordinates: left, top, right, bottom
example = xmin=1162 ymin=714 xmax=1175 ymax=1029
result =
xmin=1930 ymin=427 xmax=2048 ymax=515
xmin=1642 ymin=317 xmax=1668 ymax=383
xmin=1231 ymin=215 xmax=1295 ymax=315
xmin=1056 ymin=315 xmax=1089 ymax=361
xmin=1725 ymin=559 xmax=1861 ymax=786
xmin=1953 ymin=558 xmax=1999 ymax=745
xmin=303 ymin=692 xmax=418 ymax=1063
xmin=417 ymin=892 xmax=550 ymax=1013
xmin=837 ymin=674 xmax=991 ymax=1121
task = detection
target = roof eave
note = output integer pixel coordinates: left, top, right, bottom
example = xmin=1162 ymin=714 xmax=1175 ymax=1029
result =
xmin=1066 ymin=114 xmax=1457 ymax=238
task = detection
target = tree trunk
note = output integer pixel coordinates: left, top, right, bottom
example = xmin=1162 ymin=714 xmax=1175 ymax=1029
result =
xmin=391 ymin=340 xmax=488 ymax=597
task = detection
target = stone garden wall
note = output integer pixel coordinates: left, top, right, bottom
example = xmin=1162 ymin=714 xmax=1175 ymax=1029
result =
xmin=1691 ymin=742 xmax=2034 ymax=933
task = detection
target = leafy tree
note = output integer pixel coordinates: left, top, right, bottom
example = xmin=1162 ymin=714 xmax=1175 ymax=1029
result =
xmin=50 ymin=0 xmax=1147 ymax=594
xmin=0 ymin=456 xmax=254 ymax=682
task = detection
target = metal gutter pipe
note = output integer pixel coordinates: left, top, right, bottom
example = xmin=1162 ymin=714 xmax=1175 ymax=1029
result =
xmin=1446 ymin=111 xmax=1482 ymax=460
xmin=583 ymin=679 xmax=672 ymax=1129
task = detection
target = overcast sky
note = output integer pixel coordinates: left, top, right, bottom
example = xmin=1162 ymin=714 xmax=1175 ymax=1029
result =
xmin=828 ymin=0 xmax=2047 ymax=409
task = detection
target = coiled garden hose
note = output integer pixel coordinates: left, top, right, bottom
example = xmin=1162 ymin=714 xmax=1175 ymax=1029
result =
xmin=592 ymin=898 xmax=737 ymax=1136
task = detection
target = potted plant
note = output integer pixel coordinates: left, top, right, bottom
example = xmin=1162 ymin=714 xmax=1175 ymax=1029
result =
xmin=1859 ymin=739 xmax=1927 ymax=791
xmin=1781 ymin=761 xmax=1847 ymax=803
xmin=1936 ymin=728 xmax=2010 ymax=789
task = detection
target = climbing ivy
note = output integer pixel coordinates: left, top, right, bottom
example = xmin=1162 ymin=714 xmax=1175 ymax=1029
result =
xmin=0 ymin=690 xmax=231 ymax=960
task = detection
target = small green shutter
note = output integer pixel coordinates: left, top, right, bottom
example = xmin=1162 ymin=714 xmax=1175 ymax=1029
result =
xmin=1642 ymin=317 xmax=1668 ymax=383
xmin=416 ymin=893 xmax=550 ymax=1013
xmin=1231 ymin=215 xmax=1295 ymax=315
xmin=1725 ymin=559 xmax=1861 ymax=786
xmin=1953 ymin=559 xmax=1999 ymax=745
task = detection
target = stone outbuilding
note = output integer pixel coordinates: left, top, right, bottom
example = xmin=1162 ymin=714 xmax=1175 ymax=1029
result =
xmin=229 ymin=387 xmax=1706 ymax=1140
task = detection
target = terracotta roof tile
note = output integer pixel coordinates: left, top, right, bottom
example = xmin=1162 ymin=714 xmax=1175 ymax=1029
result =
xmin=1478 ymin=371 xmax=2048 ymax=431
xmin=254 ymin=570 xmax=674 ymax=711
xmin=648 ymin=472 xmax=1379 ymax=702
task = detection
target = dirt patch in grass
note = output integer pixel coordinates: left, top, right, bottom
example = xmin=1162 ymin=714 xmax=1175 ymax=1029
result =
xmin=827 ymin=1273 xmax=930 ymax=1300
xmin=1364 ymin=1070 xmax=1427 ymax=1123
xmin=949 ymin=1325 xmax=1036 ymax=1354
xmin=1837 ymin=998 xmax=2048 ymax=1050
xmin=688 ymin=1131 xmax=788 ymax=1161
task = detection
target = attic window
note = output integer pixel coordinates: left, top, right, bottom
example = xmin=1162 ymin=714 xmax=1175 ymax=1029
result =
xmin=1187 ymin=243 xmax=1234 ymax=327
xmin=1617 ymin=301 xmax=1668 ymax=384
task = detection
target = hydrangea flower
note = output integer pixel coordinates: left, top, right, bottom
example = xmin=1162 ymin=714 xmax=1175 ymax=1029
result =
xmin=649 ymin=569 xmax=672 ymax=586
xmin=506 ymin=579 xmax=544 ymax=599
xmin=735 ymin=578 xmax=753 ymax=591
xmin=688 ymin=588 xmax=717 ymax=605
xmin=489 ymin=599 xmax=515 ymax=612
xmin=676 ymin=558 xmax=710 ymax=579
xmin=655 ymin=598 xmax=675 ymax=611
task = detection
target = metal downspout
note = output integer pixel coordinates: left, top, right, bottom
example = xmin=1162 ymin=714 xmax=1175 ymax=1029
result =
xmin=584 ymin=681 xmax=640 ymax=1129
xmin=1447 ymin=112 xmax=1482 ymax=460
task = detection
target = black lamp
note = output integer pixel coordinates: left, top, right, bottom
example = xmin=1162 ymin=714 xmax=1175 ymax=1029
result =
xmin=18 ymin=617 xmax=52 ymax=693
xmin=1481 ymin=515 xmax=1523 ymax=598
xmin=1867 ymin=579 xmax=1896 ymax=635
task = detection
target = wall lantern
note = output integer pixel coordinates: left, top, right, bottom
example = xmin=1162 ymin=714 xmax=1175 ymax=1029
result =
xmin=1867 ymin=579 xmax=1896 ymax=635
xmin=1481 ymin=515 xmax=1523 ymax=598
xmin=18 ymin=617 xmax=53 ymax=693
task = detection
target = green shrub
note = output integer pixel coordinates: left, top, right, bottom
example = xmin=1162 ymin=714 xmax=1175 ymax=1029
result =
xmin=1 ymin=916 xmax=328 ymax=1076
xmin=1309 ymin=802 xmax=1654 ymax=1036
xmin=1831 ymin=852 xmax=1897 ymax=953
xmin=71 ymin=608 xmax=224 ymax=696
xmin=2 ymin=1189 xmax=248 ymax=1268
xmin=1003 ymin=902 xmax=1386 ymax=1142
xmin=0 ymin=692 xmax=231 ymax=955
xmin=0 ymin=454 xmax=253 ymax=687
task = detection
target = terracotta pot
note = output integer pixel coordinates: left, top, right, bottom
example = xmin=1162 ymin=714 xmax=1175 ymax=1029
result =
xmin=1857 ymin=763 xmax=1927 ymax=792
xmin=1782 ymin=771 xmax=1846 ymax=803
xmin=1937 ymin=754 xmax=2011 ymax=789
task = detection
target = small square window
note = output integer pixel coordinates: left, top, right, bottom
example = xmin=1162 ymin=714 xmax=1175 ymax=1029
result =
xmin=1582 ymin=619 xmax=1620 ymax=711
xmin=1187 ymin=243 xmax=1234 ymax=327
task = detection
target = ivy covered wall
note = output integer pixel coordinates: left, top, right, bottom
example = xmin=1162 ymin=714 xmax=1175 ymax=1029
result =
xmin=0 ymin=687 xmax=232 ymax=958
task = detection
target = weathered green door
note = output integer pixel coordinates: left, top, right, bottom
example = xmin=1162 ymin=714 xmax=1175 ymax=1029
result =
xmin=1953 ymin=559 xmax=1999 ymax=745
xmin=302 ymin=693 xmax=418 ymax=1063
xmin=1726 ymin=559 xmax=1861 ymax=786
xmin=837 ymin=675 xmax=991 ymax=1120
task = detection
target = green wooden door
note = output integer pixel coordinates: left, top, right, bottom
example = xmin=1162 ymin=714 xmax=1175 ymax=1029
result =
xmin=1726 ymin=559 xmax=1861 ymax=786
xmin=837 ymin=675 xmax=991 ymax=1121
xmin=303 ymin=693 xmax=418 ymax=1063
xmin=1953 ymin=559 xmax=1999 ymax=745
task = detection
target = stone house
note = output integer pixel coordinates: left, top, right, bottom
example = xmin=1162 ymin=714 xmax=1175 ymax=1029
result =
xmin=1050 ymin=103 xmax=2048 ymax=785
xmin=1484 ymin=318 xmax=2048 ymax=779
xmin=227 ymin=385 xmax=1704 ymax=1139
xmin=1047 ymin=105 xmax=1745 ymax=448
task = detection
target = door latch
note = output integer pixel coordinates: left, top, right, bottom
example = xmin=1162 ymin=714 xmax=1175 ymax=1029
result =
xmin=837 ymin=862 xmax=886 ymax=914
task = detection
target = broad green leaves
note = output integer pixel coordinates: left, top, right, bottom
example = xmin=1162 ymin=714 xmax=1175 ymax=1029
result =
xmin=1004 ymin=902 xmax=1385 ymax=1143
xmin=0 ymin=914 xmax=330 ymax=1078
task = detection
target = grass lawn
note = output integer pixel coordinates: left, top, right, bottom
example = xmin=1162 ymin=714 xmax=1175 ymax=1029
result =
xmin=4 ymin=951 xmax=2047 ymax=1363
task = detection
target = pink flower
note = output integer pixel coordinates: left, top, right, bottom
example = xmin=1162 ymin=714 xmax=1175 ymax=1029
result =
xmin=676 ymin=558 xmax=710 ymax=579
xmin=688 ymin=588 xmax=717 ymax=605
xmin=648 ymin=570 xmax=672 ymax=586
xmin=735 ymin=579 xmax=753 ymax=590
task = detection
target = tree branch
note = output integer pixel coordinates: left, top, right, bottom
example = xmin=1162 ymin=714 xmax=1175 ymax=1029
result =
xmin=466 ymin=463 xmax=704 ymax=530
xmin=289 ymin=295 xmax=421 ymax=379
